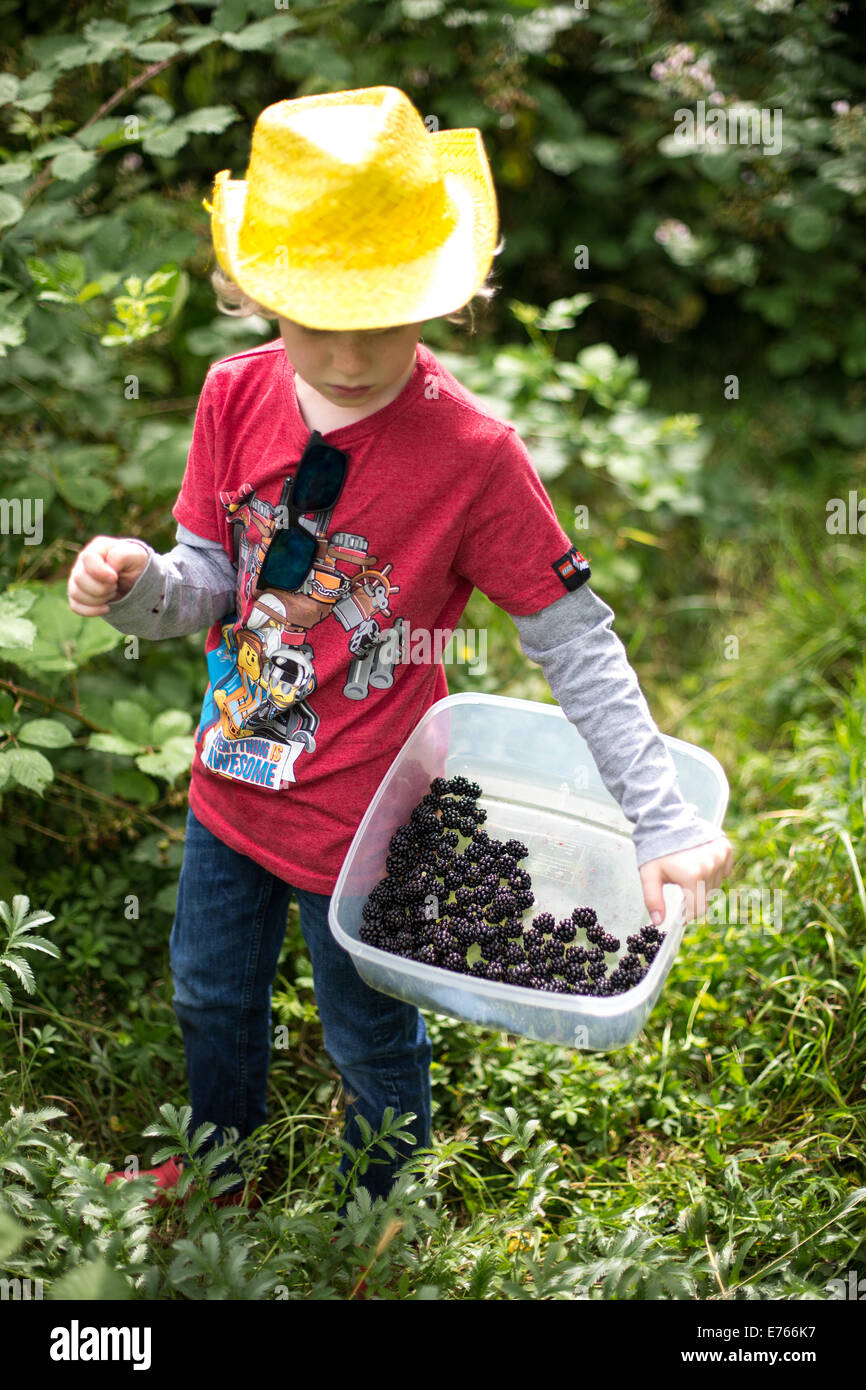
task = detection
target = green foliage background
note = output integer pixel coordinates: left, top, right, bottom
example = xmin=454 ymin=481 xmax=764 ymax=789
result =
xmin=0 ymin=0 xmax=864 ymax=1301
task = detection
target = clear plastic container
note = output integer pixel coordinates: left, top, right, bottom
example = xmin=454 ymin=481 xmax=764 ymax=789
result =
xmin=329 ymin=693 xmax=729 ymax=1051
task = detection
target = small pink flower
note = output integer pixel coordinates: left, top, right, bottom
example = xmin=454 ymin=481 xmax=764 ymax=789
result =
xmin=832 ymin=99 xmax=850 ymax=114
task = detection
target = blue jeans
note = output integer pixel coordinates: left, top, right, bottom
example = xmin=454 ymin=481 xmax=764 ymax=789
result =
xmin=168 ymin=804 xmax=432 ymax=1203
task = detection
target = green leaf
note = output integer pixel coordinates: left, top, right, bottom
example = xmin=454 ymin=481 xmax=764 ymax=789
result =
xmin=110 ymin=768 xmax=160 ymax=806
xmin=0 ymin=161 xmax=31 ymax=185
xmin=17 ymin=719 xmax=75 ymax=749
xmin=0 ymin=589 xmax=37 ymax=650
xmin=13 ymin=70 xmax=55 ymax=112
xmin=0 ymin=1209 xmax=24 ymax=1262
xmin=222 ymin=15 xmax=299 ymax=49
xmin=176 ymin=25 xmax=220 ymax=54
xmin=54 ymin=471 xmax=113 ymax=513
xmin=51 ymin=148 xmax=100 ymax=182
xmin=0 ymin=73 xmax=20 ymax=105
xmin=0 ymin=748 xmax=54 ymax=795
xmin=135 ymin=735 xmax=195 ymax=783
xmin=128 ymin=0 xmax=176 ymax=14
xmin=110 ymin=699 xmax=153 ymax=746
xmin=48 ymin=1257 xmax=132 ymax=1302
xmin=0 ymin=583 xmax=121 ymax=674
xmin=151 ymin=709 xmax=193 ymax=743
xmin=0 ymin=192 xmax=24 ymax=231
xmin=128 ymin=41 xmax=180 ymax=60
xmin=178 ymin=105 xmax=239 ymax=136
xmin=89 ymin=732 xmax=145 ymax=757
xmin=142 ymin=125 xmax=190 ymax=158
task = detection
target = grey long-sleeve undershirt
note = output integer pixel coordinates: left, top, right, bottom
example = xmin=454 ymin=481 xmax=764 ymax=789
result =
xmin=102 ymin=524 xmax=721 ymax=868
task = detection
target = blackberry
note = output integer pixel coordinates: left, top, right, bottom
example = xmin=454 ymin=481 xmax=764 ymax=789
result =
xmin=522 ymin=927 xmax=543 ymax=952
xmin=418 ymin=943 xmax=438 ymax=966
xmin=586 ymin=960 xmax=607 ymax=980
xmin=410 ymin=803 xmax=440 ymax=832
xmin=571 ymin=906 xmax=598 ymax=931
xmin=545 ymin=939 xmax=565 ymax=963
xmin=442 ymin=951 xmax=466 ymax=972
xmin=508 ymin=962 xmax=532 ymax=986
xmin=430 ymin=776 xmax=448 ymax=796
xmin=554 ymin=918 xmax=577 ymax=943
xmin=626 ymin=933 xmax=643 ymax=954
xmin=640 ymin=923 xmax=662 ymax=943
xmin=598 ymin=932 xmax=621 ymax=954
xmin=532 ymin=912 xmax=556 ymax=935
xmin=504 ymin=839 xmax=529 ymax=861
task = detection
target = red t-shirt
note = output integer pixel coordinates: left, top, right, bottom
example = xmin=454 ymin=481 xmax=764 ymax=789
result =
xmin=172 ymin=338 xmax=588 ymax=893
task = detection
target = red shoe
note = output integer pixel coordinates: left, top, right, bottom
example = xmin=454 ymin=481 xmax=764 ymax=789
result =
xmin=106 ymin=1156 xmax=260 ymax=1210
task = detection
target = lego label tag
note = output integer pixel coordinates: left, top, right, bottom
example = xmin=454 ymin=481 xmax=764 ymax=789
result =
xmin=552 ymin=545 xmax=591 ymax=592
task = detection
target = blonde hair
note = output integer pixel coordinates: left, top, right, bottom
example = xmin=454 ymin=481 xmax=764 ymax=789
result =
xmin=209 ymin=237 xmax=504 ymax=335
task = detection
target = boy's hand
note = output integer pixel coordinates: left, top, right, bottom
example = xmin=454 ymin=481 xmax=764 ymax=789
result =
xmin=67 ymin=536 xmax=149 ymax=617
xmin=638 ymin=835 xmax=734 ymax=927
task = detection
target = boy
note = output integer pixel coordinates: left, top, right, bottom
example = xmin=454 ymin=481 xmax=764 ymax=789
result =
xmin=67 ymin=87 xmax=732 ymax=1208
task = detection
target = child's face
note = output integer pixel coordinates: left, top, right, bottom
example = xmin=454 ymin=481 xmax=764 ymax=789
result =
xmin=278 ymin=317 xmax=424 ymax=411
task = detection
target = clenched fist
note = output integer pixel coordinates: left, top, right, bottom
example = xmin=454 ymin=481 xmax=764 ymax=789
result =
xmin=67 ymin=536 xmax=149 ymax=618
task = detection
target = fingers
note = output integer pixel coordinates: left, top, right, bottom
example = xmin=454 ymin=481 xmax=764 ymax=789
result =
xmin=67 ymin=536 xmax=119 ymax=616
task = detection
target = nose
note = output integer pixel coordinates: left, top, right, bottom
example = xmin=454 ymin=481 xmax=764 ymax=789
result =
xmin=329 ymin=333 xmax=371 ymax=378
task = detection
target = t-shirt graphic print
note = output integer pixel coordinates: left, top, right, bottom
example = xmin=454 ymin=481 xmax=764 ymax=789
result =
xmin=199 ymin=475 xmax=402 ymax=789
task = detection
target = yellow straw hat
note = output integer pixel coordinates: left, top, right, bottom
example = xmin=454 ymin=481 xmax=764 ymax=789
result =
xmin=204 ymin=86 xmax=499 ymax=331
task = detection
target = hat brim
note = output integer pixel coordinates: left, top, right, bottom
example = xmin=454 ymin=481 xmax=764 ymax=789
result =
xmin=209 ymin=129 xmax=499 ymax=330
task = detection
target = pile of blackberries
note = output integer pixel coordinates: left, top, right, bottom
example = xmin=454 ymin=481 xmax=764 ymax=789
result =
xmin=359 ymin=776 xmax=666 ymax=997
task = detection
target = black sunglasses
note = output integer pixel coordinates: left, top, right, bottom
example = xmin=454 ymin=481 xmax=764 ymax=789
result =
xmin=257 ymin=431 xmax=348 ymax=592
